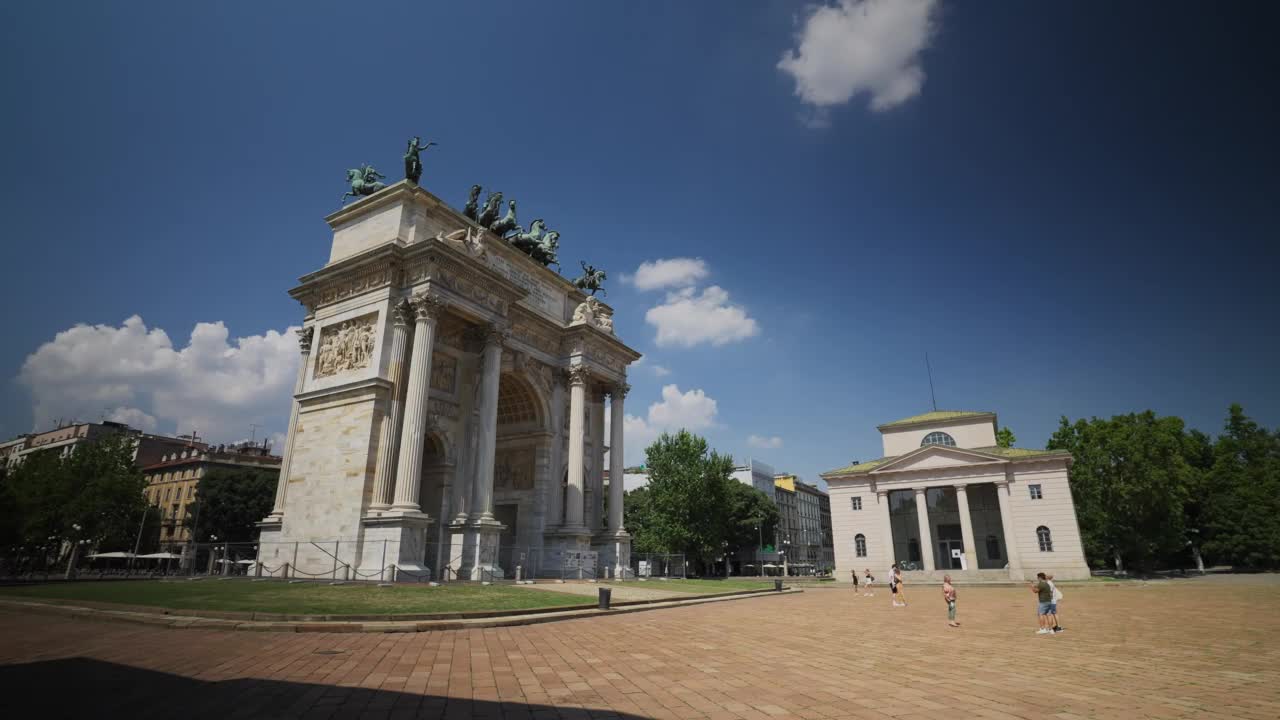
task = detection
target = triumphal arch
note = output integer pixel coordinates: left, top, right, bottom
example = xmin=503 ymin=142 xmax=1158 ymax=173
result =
xmin=258 ymin=175 xmax=639 ymax=580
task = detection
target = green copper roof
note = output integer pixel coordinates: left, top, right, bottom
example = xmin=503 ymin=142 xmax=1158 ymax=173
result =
xmin=969 ymin=446 xmax=1069 ymax=459
xmin=821 ymin=457 xmax=892 ymax=477
xmin=878 ymin=410 xmax=994 ymax=429
xmin=822 ymin=445 xmax=1069 ymax=478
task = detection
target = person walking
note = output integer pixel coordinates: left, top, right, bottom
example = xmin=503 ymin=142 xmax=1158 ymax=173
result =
xmin=894 ymin=566 xmax=909 ymax=607
xmin=1032 ymin=572 xmax=1055 ymax=634
xmin=1046 ymin=574 xmax=1064 ymax=633
xmin=851 ymin=568 xmax=860 ymax=593
xmin=863 ymin=568 xmax=875 ymax=596
xmin=943 ymin=574 xmax=959 ymax=627
xmin=888 ymin=563 xmax=900 ymax=606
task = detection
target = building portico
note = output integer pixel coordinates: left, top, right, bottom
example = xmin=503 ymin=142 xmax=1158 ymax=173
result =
xmin=824 ymin=411 xmax=1090 ymax=582
xmin=258 ymin=179 xmax=640 ymax=579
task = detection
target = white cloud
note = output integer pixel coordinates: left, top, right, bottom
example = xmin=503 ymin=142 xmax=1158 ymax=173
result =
xmin=778 ymin=0 xmax=938 ymax=115
xmin=17 ymin=315 xmax=300 ymax=444
xmin=748 ymin=434 xmax=784 ymax=450
xmin=645 ymin=286 xmax=760 ymax=347
xmin=608 ymin=384 xmax=721 ymax=465
xmin=652 ymin=364 xmax=671 ymax=378
xmin=630 ymin=258 xmax=709 ymax=291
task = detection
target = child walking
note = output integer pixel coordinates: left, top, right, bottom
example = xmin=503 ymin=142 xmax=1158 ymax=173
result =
xmin=863 ymin=568 xmax=874 ymax=596
xmin=943 ymin=575 xmax=959 ymax=627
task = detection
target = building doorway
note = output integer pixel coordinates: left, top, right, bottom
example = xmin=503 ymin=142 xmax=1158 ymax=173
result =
xmin=935 ymin=523 xmax=963 ymax=569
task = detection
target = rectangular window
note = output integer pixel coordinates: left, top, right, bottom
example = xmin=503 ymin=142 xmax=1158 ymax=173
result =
xmin=1029 ymin=484 xmax=1043 ymax=500
xmin=850 ymin=496 xmax=862 ymax=511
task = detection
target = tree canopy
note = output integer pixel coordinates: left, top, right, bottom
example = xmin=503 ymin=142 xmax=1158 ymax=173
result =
xmin=1 ymin=433 xmax=148 ymax=552
xmin=622 ymin=430 xmax=778 ymax=574
xmin=1049 ymin=404 xmax=1280 ymax=571
xmin=188 ymin=467 xmax=278 ymax=544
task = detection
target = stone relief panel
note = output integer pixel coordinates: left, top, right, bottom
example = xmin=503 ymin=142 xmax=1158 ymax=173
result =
xmin=313 ymin=313 xmax=377 ymax=379
xmin=495 ymin=447 xmax=536 ymax=491
xmin=431 ymin=353 xmax=457 ymax=394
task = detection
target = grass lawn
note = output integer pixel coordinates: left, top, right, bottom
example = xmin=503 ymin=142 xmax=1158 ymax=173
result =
xmin=0 ymin=580 xmax=591 ymax=616
xmin=611 ymin=578 xmax=779 ymax=593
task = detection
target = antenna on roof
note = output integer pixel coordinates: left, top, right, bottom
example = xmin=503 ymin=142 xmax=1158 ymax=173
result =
xmin=249 ymin=423 xmax=261 ymax=444
xmin=925 ymin=352 xmax=937 ymax=411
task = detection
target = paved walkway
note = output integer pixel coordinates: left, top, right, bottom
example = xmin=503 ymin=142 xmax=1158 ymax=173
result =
xmin=521 ymin=581 xmax=690 ymax=602
xmin=1 ymin=574 xmax=1277 ymax=719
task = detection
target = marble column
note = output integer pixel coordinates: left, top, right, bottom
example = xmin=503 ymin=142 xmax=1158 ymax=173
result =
xmin=913 ymin=487 xmax=935 ymax=571
xmin=877 ymin=490 xmax=895 ymax=566
xmin=589 ymin=389 xmax=606 ymax=532
xmin=469 ymin=325 xmax=503 ymax=523
xmin=267 ymin=326 xmax=313 ymax=520
xmin=370 ymin=301 xmax=411 ymax=511
xmin=545 ymin=372 xmax=567 ymax=528
xmin=954 ymin=484 xmax=979 ymax=571
xmin=562 ymin=366 xmax=589 ymax=532
xmin=608 ymin=384 xmax=628 ymax=533
xmin=391 ymin=293 xmax=443 ymax=512
xmin=995 ymin=478 xmax=1023 ymax=576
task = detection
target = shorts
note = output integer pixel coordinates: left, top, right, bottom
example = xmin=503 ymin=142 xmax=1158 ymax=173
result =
xmin=947 ymin=600 xmax=956 ymax=621
xmin=891 ymin=584 xmax=897 ymax=594
xmin=1046 ymin=602 xmax=1058 ymax=614
xmin=1037 ymin=601 xmax=1054 ymax=616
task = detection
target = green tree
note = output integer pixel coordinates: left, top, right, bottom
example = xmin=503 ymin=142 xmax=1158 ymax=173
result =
xmin=722 ymin=479 xmax=779 ymax=564
xmin=1201 ymin=405 xmax=1280 ymax=569
xmin=7 ymin=433 xmax=147 ymax=548
xmin=635 ymin=430 xmax=738 ymax=573
xmin=188 ymin=467 xmax=278 ymax=544
xmin=1048 ymin=412 xmax=1192 ymax=571
xmin=995 ymin=426 xmax=1017 ymax=448
xmin=622 ymin=486 xmax=663 ymax=555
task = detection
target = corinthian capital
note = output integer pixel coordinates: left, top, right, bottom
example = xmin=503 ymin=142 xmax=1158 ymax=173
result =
xmin=392 ymin=298 xmax=414 ymax=327
xmin=296 ymin=326 xmax=314 ymax=355
xmin=610 ymin=382 xmax=630 ymax=400
xmin=482 ymin=322 xmax=509 ymax=348
xmin=410 ymin=292 xmax=446 ymax=322
xmin=567 ymin=365 xmax=591 ymax=387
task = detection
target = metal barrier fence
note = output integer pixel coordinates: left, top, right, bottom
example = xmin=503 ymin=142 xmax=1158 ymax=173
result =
xmin=0 ymin=540 xmax=685 ymax=584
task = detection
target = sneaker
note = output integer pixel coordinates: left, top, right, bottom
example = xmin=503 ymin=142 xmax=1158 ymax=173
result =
xmin=1053 ymin=627 xmax=1065 ymax=633
xmin=1036 ymin=629 xmax=1050 ymax=634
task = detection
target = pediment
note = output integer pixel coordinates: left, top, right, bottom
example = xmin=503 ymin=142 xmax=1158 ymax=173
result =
xmin=871 ymin=446 xmax=1006 ymax=474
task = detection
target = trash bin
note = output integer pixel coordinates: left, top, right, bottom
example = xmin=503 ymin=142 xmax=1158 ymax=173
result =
xmin=774 ymin=579 xmax=783 ymax=592
xmin=598 ymin=587 xmax=612 ymax=610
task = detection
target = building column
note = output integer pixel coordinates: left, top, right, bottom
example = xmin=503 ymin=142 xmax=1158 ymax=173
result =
xmin=545 ymin=373 xmax=567 ymax=528
xmin=608 ymin=383 xmax=630 ymax=577
xmin=913 ymin=487 xmax=935 ymax=571
xmin=391 ymin=293 xmax=444 ymax=512
xmin=562 ymin=366 xmax=589 ymax=532
xmin=877 ymin=490 xmax=895 ymax=566
xmin=589 ymin=388 xmax=606 ymax=532
xmin=954 ymin=484 xmax=979 ymax=571
xmin=995 ymin=479 xmax=1023 ymax=576
xmin=266 ymin=326 xmax=313 ymax=520
xmin=370 ymin=300 xmax=411 ymax=511
xmin=468 ymin=326 xmax=503 ymax=523
xmin=608 ymin=384 xmax=628 ymax=533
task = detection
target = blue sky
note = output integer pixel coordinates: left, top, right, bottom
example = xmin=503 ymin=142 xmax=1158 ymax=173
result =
xmin=2 ymin=1 xmax=1277 ymax=486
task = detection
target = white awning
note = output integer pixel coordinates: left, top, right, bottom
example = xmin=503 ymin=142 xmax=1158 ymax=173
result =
xmin=137 ymin=552 xmax=182 ymax=559
xmin=86 ymin=551 xmax=135 ymax=559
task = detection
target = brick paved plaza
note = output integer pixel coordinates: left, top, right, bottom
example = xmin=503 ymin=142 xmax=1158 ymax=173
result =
xmin=0 ymin=575 xmax=1277 ymax=720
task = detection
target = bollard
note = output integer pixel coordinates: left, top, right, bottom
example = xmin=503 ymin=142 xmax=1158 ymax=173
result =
xmin=254 ymin=562 xmax=262 ymax=578
xmin=774 ymin=578 xmax=783 ymax=592
xmin=282 ymin=562 xmax=290 ymax=579
xmin=598 ymin=587 xmax=612 ymax=610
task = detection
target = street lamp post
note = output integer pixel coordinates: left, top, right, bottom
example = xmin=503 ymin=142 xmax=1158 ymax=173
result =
xmin=755 ymin=524 xmax=763 ymax=577
xmin=64 ymin=523 xmax=83 ymax=580
xmin=782 ymin=537 xmax=791 ymax=577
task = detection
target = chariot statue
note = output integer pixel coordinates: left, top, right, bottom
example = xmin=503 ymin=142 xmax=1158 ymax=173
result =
xmin=463 ymin=184 xmax=482 ymax=221
xmin=403 ymin=136 xmax=436 ymax=184
xmin=573 ymin=261 xmax=606 ymax=297
xmin=530 ymin=230 xmax=560 ymax=269
xmin=477 ymin=191 xmax=503 ymax=227
xmin=342 ymin=164 xmax=386 ymax=204
xmin=510 ymin=218 xmax=545 ymax=253
xmin=489 ymin=199 xmax=519 ymax=236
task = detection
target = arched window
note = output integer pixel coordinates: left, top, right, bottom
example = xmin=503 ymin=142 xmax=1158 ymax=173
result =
xmin=1037 ymin=526 xmax=1053 ymax=552
xmin=854 ymin=534 xmax=867 ymax=558
xmin=986 ymin=534 xmax=1002 ymax=560
xmin=921 ymin=432 xmax=956 ymax=447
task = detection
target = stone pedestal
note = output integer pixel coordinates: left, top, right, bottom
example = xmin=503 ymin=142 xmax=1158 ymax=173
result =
xmin=358 ymin=513 xmax=432 ymax=579
xmin=467 ymin=519 xmax=505 ymax=580
xmin=444 ymin=522 xmax=472 ymax=580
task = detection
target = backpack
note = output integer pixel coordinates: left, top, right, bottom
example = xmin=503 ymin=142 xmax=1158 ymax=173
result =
xmin=1051 ymin=583 xmax=1064 ymax=602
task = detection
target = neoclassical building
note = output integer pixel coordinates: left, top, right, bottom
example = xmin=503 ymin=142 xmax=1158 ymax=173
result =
xmin=822 ymin=411 xmax=1090 ymax=581
xmin=258 ymin=180 xmax=640 ymax=580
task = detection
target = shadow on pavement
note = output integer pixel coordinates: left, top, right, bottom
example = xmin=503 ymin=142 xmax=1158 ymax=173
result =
xmin=0 ymin=657 xmax=651 ymax=719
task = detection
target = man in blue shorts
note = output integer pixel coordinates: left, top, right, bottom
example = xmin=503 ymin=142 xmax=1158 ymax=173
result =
xmin=1031 ymin=572 xmax=1056 ymax=634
